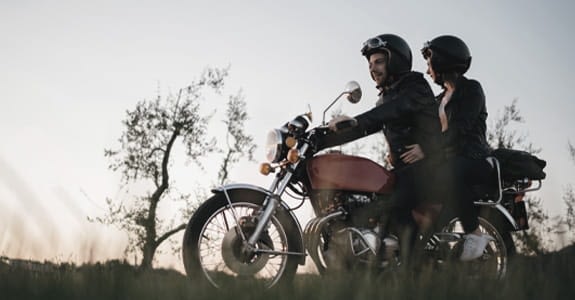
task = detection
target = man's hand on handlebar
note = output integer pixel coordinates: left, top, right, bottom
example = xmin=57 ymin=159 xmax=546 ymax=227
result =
xmin=328 ymin=115 xmax=358 ymax=132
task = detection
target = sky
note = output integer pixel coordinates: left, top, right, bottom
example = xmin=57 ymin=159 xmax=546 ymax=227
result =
xmin=1 ymin=0 xmax=574 ymax=269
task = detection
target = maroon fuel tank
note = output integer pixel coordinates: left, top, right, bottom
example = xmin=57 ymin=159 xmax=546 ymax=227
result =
xmin=306 ymin=153 xmax=395 ymax=194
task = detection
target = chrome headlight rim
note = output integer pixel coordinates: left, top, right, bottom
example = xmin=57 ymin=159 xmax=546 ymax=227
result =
xmin=265 ymin=129 xmax=286 ymax=163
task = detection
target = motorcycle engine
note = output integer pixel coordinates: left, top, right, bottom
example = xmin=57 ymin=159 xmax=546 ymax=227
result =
xmin=307 ymin=191 xmax=397 ymax=271
xmin=322 ymin=225 xmax=379 ymax=269
xmin=310 ymin=191 xmax=385 ymax=222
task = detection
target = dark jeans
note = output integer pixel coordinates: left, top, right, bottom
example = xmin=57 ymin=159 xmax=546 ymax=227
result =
xmin=383 ymin=160 xmax=438 ymax=264
xmin=440 ymin=155 xmax=493 ymax=233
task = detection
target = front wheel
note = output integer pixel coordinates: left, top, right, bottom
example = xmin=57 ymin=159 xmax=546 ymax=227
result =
xmin=182 ymin=190 xmax=300 ymax=289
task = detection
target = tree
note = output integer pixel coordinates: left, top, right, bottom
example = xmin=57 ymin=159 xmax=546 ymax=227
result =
xmin=556 ymin=142 xmax=575 ymax=246
xmin=217 ymin=91 xmax=256 ymax=185
xmin=565 ymin=142 xmax=575 ymax=229
xmin=488 ymin=102 xmax=575 ymax=253
xmin=487 ymin=100 xmax=553 ymax=255
xmin=487 ymin=99 xmax=540 ymax=154
xmin=97 ymin=67 xmax=255 ymax=269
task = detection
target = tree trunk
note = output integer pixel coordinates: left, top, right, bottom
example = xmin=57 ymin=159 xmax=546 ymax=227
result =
xmin=140 ymin=242 xmax=156 ymax=270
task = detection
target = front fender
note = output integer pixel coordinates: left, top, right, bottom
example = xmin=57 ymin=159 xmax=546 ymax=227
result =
xmin=212 ymin=184 xmax=306 ymax=265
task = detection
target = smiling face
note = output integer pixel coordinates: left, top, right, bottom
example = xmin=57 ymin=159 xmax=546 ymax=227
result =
xmin=368 ymin=52 xmax=388 ymax=88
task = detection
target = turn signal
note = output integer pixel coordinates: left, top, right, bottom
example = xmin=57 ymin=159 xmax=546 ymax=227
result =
xmin=285 ymin=136 xmax=297 ymax=148
xmin=259 ymin=163 xmax=274 ymax=175
xmin=287 ymin=148 xmax=300 ymax=163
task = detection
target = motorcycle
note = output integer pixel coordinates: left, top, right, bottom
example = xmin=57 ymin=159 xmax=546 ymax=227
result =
xmin=182 ymin=81 xmax=544 ymax=288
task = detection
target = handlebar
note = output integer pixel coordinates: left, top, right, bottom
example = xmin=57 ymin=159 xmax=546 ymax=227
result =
xmin=334 ymin=118 xmax=358 ymax=131
xmin=303 ymin=118 xmax=357 ymax=155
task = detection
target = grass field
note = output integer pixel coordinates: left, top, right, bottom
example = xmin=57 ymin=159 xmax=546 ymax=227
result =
xmin=1 ymin=246 xmax=574 ymax=300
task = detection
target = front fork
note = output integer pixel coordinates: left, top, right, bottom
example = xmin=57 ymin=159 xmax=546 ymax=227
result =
xmin=223 ymin=143 xmax=309 ymax=254
xmin=246 ymin=175 xmax=286 ymax=246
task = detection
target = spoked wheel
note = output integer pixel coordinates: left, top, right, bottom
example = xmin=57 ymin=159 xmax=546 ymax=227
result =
xmin=441 ymin=216 xmax=509 ymax=279
xmin=182 ymin=191 xmax=300 ymax=289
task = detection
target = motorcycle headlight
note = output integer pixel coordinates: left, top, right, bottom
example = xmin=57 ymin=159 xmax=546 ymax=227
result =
xmin=265 ymin=129 xmax=287 ymax=163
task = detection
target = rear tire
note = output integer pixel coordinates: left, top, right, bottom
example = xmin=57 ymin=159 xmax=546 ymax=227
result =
xmin=441 ymin=216 xmax=511 ymax=279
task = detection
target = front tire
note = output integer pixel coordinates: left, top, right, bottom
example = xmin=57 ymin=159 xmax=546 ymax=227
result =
xmin=182 ymin=190 xmax=300 ymax=289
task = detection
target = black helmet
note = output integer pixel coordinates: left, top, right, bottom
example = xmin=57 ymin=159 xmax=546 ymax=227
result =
xmin=421 ymin=35 xmax=472 ymax=74
xmin=361 ymin=34 xmax=412 ymax=75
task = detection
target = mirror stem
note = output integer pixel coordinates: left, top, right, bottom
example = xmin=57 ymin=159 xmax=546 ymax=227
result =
xmin=322 ymin=92 xmax=346 ymax=125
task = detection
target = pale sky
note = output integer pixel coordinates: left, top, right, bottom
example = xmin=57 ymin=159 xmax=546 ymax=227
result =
xmin=1 ymin=0 xmax=574 ymax=268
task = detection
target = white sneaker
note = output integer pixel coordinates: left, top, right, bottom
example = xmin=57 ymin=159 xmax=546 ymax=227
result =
xmin=460 ymin=233 xmax=495 ymax=261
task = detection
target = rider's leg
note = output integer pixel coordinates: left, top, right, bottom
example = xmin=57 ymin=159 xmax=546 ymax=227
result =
xmin=448 ymin=156 xmax=495 ymax=260
xmin=386 ymin=165 xmax=420 ymax=267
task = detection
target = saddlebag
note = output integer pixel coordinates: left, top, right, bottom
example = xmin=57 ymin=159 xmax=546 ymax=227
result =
xmin=491 ymin=148 xmax=547 ymax=181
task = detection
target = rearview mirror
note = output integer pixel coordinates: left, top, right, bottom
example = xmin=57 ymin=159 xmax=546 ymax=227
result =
xmin=322 ymin=81 xmax=363 ymax=125
xmin=344 ymin=81 xmax=361 ymax=103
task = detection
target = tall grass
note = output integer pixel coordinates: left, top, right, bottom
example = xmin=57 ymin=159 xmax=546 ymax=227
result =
xmin=1 ymin=247 xmax=574 ymax=300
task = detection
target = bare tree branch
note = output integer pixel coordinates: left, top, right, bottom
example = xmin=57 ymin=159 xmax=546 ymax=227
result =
xmin=156 ymin=223 xmax=187 ymax=248
xmin=569 ymin=141 xmax=575 ymax=164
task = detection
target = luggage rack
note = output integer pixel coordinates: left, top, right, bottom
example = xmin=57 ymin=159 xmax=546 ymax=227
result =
xmin=475 ymin=157 xmax=542 ymax=206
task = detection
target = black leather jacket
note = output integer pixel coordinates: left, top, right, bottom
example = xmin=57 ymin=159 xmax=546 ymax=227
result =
xmin=318 ymin=71 xmax=442 ymax=169
xmin=439 ymin=76 xmax=492 ymax=159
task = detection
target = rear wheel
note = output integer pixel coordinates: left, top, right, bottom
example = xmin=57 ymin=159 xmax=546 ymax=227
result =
xmin=182 ymin=190 xmax=300 ymax=289
xmin=441 ymin=216 xmax=511 ymax=278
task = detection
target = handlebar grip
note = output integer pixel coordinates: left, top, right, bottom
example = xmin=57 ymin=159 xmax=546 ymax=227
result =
xmin=335 ymin=118 xmax=358 ymax=131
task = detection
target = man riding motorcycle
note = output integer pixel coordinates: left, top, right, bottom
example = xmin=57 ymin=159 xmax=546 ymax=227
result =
xmin=318 ymin=33 xmax=442 ymax=265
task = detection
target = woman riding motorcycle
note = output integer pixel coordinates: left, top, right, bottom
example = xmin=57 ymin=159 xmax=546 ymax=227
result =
xmin=421 ymin=35 xmax=494 ymax=261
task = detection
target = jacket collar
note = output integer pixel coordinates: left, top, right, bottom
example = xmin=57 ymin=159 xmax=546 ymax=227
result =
xmin=378 ymin=71 xmax=421 ymax=96
xmin=437 ymin=75 xmax=468 ymax=100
